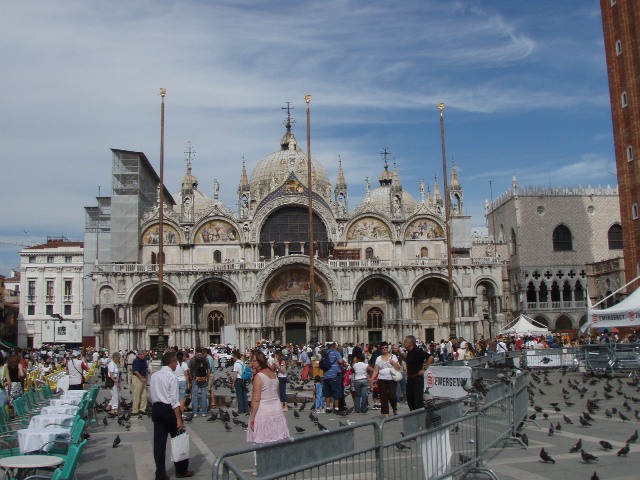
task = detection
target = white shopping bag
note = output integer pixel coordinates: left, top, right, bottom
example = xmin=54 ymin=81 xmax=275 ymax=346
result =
xmin=170 ymin=431 xmax=190 ymax=462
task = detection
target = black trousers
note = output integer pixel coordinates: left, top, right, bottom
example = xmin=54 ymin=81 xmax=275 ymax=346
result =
xmin=406 ymin=375 xmax=424 ymax=411
xmin=68 ymin=384 xmax=83 ymax=391
xmin=152 ymin=402 xmax=189 ymax=480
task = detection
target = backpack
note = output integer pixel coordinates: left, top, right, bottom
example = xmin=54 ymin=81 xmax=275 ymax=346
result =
xmin=194 ymin=356 xmax=208 ymax=382
xmin=319 ymin=350 xmax=336 ymax=371
xmin=240 ymin=362 xmax=252 ymax=380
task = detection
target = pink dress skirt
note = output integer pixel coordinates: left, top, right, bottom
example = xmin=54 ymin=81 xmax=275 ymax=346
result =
xmin=247 ymin=372 xmax=290 ymax=444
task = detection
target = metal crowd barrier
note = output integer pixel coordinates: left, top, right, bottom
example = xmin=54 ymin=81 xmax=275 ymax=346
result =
xmin=522 ymin=348 xmax=579 ymax=369
xmin=580 ymin=343 xmax=640 ymax=375
xmin=212 ymin=369 xmax=529 ymax=480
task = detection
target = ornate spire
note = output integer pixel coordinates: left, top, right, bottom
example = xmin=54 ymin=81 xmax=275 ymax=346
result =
xmin=433 ymin=175 xmax=442 ymax=204
xmin=238 ymin=157 xmax=250 ymax=192
xmin=378 ymin=145 xmax=393 ymax=186
xmin=450 ymin=160 xmax=461 ymax=191
xmin=182 ymin=141 xmax=198 ymax=189
xmin=336 ymin=156 xmax=347 ymax=189
xmin=280 ymin=102 xmax=298 ymax=151
xmin=391 ymin=162 xmax=401 ymax=190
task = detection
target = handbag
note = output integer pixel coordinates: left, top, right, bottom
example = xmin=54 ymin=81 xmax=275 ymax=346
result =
xmin=384 ymin=368 xmax=402 ymax=382
xmin=105 ymin=377 xmax=115 ymax=388
xmin=170 ymin=430 xmax=190 ymax=462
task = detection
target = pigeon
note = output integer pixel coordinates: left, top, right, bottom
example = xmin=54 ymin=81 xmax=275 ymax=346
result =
xmin=232 ymin=410 xmax=239 ymax=418
xmin=240 ymin=421 xmax=248 ymax=429
xmin=459 ymin=453 xmax=472 ymax=464
xmin=534 ymin=406 xmax=543 ymax=412
xmin=224 ymin=422 xmax=232 ymax=432
xmin=207 ymin=412 xmax=218 ymax=422
xmin=317 ymin=422 xmax=327 ymax=431
xmin=395 ymin=443 xmax=410 ymax=452
xmin=569 ymin=438 xmax=582 ymax=453
xmin=619 ymin=412 xmax=630 ymax=422
xmin=599 ymin=440 xmax=614 ymax=450
xmin=294 ymin=426 xmax=305 ymax=433
xmin=627 ymin=430 xmax=638 ymax=443
xmin=540 ymin=447 xmax=555 ymax=464
xmin=617 ymin=443 xmax=630 ymax=456
xmin=605 ymin=409 xmax=613 ymax=418
xmin=591 ymin=472 xmax=599 ymax=480
xmin=555 ymin=422 xmax=561 ymax=431
xmin=293 ymin=410 xmax=300 ymax=419
xmin=299 ymin=402 xmax=307 ymax=412
xmin=548 ymin=424 xmax=554 ymax=436
xmin=579 ymin=416 xmax=591 ymax=427
xmin=519 ymin=433 xmax=529 ymax=446
xmin=581 ymin=449 xmax=598 ymax=463
xmin=113 ymin=435 xmax=121 ymax=448
xmin=563 ymin=415 xmax=573 ymax=424
xmin=103 ymin=417 xmax=108 ymax=426
xmin=529 ymin=413 xmax=537 ymax=421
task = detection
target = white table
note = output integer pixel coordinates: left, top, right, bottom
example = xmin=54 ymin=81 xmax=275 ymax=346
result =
xmin=52 ymin=374 xmax=69 ymax=393
xmin=48 ymin=398 xmax=82 ymax=407
xmin=28 ymin=414 xmax=75 ymax=429
xmin=17 ymin=427 xmax=70 ymax=454
xmin=0 ymin=455 xmax=63 ymax=480
xmin=60 ymin=390 xmax=86 ymax=399
xmin=40 ymin=406 xmax=78 ymax=416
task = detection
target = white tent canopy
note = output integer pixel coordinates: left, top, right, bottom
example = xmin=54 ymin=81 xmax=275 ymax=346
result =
xmin=580 ymin=286 xmax=640 ymax=333
xmin=500 ymin=314 xmax=551 ymax=336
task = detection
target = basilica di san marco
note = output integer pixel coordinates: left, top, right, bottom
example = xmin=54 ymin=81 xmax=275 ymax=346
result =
xmin=85 ymin=114 xmax=505 ymax=353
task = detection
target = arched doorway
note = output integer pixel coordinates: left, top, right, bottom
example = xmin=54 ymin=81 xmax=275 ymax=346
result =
xmin=555 ymin=315 xmax=573 ymax=331
xmin=367 ymin=307 xmax=384 ymax=344
xmin=208 ymin=310 xmax=224 ymax=345
xmin=100 ymin=308 xmax=116 ymax=351
xmin=131 ymin=285 xmax=177 ymax=349
xmin=282 ymin=305 xmax=308 ymax=346
xmin=193 ymin=280 xmax=237 ymax=346
xmin=413 ymin=277 xmax=450 ymax=338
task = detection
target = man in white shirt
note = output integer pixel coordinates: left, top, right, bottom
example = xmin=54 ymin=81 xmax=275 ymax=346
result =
xmin=149 ymin=352 xmax=194 ymax=480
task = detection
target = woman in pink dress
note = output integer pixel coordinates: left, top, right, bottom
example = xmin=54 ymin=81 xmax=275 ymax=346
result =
xmin=247 ymin=350 xmax=290 ymax=445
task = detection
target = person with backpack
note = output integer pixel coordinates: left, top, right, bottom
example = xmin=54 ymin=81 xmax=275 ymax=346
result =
xmin=232 ymin=350 xmax=250 ymax=414
xmin=188 ymin=346 xmax=210 ymax=417
xmin=320 ymin=342 xmax=346 ymax=414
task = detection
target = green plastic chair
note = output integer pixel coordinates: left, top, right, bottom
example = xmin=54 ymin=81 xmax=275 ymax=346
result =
xmin=39 ymin=418 xmax=85 ymax=458
xmin=20 ymin=439 xmax=87 ymax=480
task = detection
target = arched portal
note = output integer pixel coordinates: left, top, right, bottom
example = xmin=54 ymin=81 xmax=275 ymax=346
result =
xmin=100 ymin=308 xmax=116 ymax=351
xmin=412 ymin=277 xmax=450 ymax=337
xmin=131 ymin=285 xmax=177 ymax=349
xmin=281 ymin=304 xmax=309 ymax=346
xmin=355 ymin=277 xmax=399 ymax=341
xmin=555 ymin=315 xmax=573 ymax=331
xmin=193 ymin=281 xmax=237 ymax=346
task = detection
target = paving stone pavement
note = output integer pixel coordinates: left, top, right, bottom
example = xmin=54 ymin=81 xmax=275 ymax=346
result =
xmin=74 ymin=366 xmax=640 ymax=480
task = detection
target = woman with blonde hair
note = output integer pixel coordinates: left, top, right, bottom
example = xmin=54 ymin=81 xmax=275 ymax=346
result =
xmin=247 ymin=349 xmax=290 ymax=445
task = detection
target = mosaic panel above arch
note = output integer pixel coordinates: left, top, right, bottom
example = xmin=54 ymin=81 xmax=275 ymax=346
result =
xmin=141 ymin=224 xmax=179 ymax=245
xmin=266 ymin=268 xmax=326 ymax=302
xmin=195 ymin=220 xmax=238 ymax=243
xmin=347 ymin=217 xmax=390 ymax=240
xmin=405 ymin=218 xmax=444 ymax=240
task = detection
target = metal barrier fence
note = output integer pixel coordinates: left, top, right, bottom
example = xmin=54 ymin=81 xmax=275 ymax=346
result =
xmin=580 ymin=342 xmax=640 ymax=374
xmin=212 ymin=369 xmax=529 ymax=480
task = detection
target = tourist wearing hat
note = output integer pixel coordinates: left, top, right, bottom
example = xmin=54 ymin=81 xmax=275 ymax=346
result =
xmin=67 ymin=350 xmax=88 ymax=391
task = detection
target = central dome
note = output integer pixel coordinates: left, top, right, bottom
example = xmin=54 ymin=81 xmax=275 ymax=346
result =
xmin=249 ymin=129 xmax=331 ymax=197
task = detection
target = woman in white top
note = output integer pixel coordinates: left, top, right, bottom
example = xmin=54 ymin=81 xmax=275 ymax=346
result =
xmin=175 ymin=351 xmax=190 ymax=414
xmin=351 ymin=351 xmax=372 ymax=413
xmin=370 ymin=341 xmax=401 ymax=416
xmin=107 ymin=352 xmax=121 ymax=414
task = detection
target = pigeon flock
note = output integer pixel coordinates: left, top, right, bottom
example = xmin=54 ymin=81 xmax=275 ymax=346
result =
xmin=520 ymin=366 xmax=640 ymax=478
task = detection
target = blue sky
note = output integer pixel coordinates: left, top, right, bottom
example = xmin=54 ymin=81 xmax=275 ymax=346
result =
xmin=0 ymin=1 xmax=615 ymax=275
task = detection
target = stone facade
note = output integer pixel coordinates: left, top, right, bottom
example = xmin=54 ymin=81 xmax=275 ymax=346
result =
xmin=86 ymin=120 xmax=505 ymax=352
xmin=486 ymin=179 xmax=622 ymax=330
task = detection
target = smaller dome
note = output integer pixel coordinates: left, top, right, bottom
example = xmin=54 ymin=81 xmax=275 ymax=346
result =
xmin=173 ymin=188 xmax=214 ymax=216
xmin=369 ymin=186 xmax=417 ymax=216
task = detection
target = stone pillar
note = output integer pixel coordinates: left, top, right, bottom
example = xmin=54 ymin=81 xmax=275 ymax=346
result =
xmin=284 ymin=241 xmax=290 ymax=256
